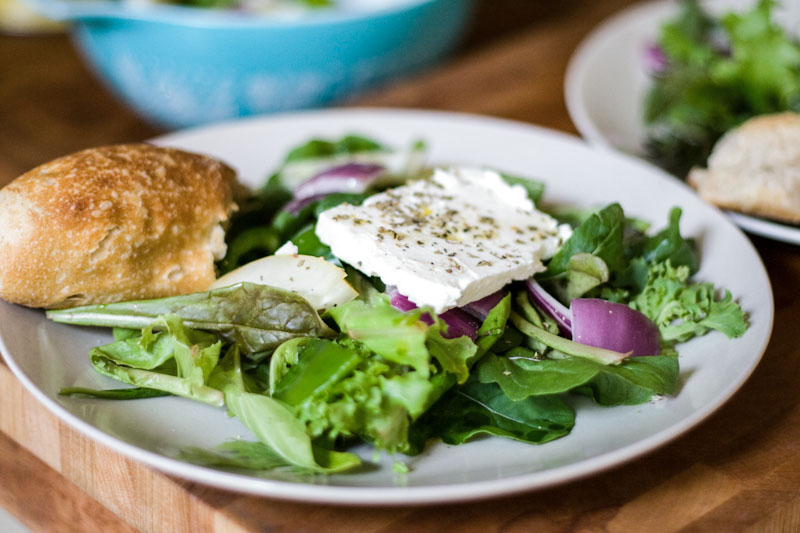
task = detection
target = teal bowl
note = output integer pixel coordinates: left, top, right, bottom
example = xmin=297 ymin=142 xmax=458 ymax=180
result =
xmin=27 ymin=0 xmax=475 ymax=129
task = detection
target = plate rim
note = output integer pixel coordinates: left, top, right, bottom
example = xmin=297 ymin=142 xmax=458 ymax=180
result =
xmin=0 ymin=107 xmax=775 ymax=505
xmin=564 ymin=0 xmax=800 ymax=245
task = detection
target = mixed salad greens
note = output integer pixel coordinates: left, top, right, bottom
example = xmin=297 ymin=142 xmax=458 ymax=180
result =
xmin=163 ymin=0 xmax=329 ymax=12
xmin=643 ymin=0 xmax=800 ymax=177
xmin=50 ymin=135 xmax=748 ymax=475
xmin=160 ymin=0 xmax=399 ymax=14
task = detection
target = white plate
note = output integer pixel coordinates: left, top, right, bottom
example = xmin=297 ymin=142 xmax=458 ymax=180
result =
xmin=565 ymin=0 xmax=800 ymax=245
xmin=0 ymin=108 xmax=773 ymax=505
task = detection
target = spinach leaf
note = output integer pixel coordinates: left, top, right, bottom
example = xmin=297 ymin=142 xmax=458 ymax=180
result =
xmin=284 ymin=135 xmax=385 ymax=163
xmin=499 ymin=172 xmax=545 ymax=205
xmin=639 ymin=207 xmax=698 ymax=273
xmin=48 ymin=283 xmax=334 ymax=358
xmin=540 ymin=203 xmax=626 ymax=280
xmin=574 ymin=355 xmax=679 ymax=406
xmin=180 ymin=440 xmax=290 ymax=472
xmin=408 ymin=379 xmax=574 ymax=453
xmin=476 ymin=352 xmax=679 ymax=406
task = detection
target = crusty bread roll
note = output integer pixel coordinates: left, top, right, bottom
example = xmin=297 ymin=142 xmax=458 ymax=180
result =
xmin=687 ymin=112 xmax=800 ymax=224
xmin=0 ymin=143 xmax=238 ymax=309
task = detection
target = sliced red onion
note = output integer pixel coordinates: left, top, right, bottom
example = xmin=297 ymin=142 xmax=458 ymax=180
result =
xmin=644 ymin=42 xmax=669 ymax=75
xmin=524 ymin=279 xmax=572 ymax=334
xmin=282 ymin=193 xmax=327 ymax=215
xmin=571 ymin=298 xmax=660 ymax=357
xmin=387 ymin=288 xmax=479 ymax=340
xmin=293 ymin=163 xmax=385 ymax=201
xmin=388 ymin=287 xmax=418 ymax=313
xmin=463 ymin=290 xmax=505 ymax=320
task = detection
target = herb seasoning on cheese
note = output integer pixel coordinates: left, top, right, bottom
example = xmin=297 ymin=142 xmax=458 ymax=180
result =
xmin=315 ymin=167 xmax=572 ymax=312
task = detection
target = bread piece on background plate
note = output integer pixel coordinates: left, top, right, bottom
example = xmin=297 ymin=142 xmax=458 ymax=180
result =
xmin=687 ymin=112 xmax=800 ymax=225
xmin=0 ymin=144 xmax=238 ymax=309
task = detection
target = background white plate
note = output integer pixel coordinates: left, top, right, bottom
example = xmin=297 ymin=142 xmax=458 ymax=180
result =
xmin=565 ymin=0 xmax=800 ymax=245
xmin=0 ymin=109 xmax=773 ymax=505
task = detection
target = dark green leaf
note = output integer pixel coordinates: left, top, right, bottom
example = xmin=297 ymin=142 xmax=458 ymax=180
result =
xmin=499 ymin=172 xmax=545 ymax=204
xmin=48 ymin=283 xmax=334 ymax=358
xmin=477 ymin=352 xmax=679 ymax=405
xmin=541 ymin=203 xmax=626 ymax=280
xmin=272 ymin=338 xmax=363 ymax=406
xmin=59 ymin=386 xmax=171 ymax=400
xmin=408 ymin=379 xmax=574 ymax=453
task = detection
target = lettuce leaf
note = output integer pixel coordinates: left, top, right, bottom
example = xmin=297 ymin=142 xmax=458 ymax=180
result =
xmin=87 ymin=315 xmax=224 ymax=406
xmin=630 ymin=261 xmax=748 ymax=343
xmin=209 ymin=346 xmax=361 ymax=473
xmin=644 ymin=0 xmax=800 ymax=175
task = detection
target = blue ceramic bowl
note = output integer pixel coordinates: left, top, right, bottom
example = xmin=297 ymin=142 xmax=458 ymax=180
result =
xmin=27 ymin=0 xmax=474 ymax=129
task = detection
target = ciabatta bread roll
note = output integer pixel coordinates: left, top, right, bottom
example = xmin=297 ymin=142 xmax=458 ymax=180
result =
xmin=0 ymin=144 xmax=238 ymax=309
xmin=687 ymin=112 xmax=800 ymax=224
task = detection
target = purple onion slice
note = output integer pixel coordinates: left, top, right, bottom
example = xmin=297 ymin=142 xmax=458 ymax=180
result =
xmin=463 ymin=290 xmax=505 ymax=320
xmin=387 ymin=288 xmax=480 ymax=340
xmin=571 ymin=298 xmax=660 ymax=356
xmin=293 ymin=162 xmax=385 ymax=201
xmin=524 ymin=279 xmax=572 ymax=334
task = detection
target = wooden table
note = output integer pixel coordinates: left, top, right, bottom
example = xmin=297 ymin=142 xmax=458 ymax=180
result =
xmin=1 ymin=1 xmax=799 ymax=531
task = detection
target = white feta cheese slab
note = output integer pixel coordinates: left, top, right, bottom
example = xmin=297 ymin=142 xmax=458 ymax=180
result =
xmin=315 ymin=167 xmax=572 ymax=312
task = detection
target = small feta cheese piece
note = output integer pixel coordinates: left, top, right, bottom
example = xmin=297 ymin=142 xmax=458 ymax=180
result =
xmin=315 ymin=167 xmax=572 ymax=312
xmin=274 ymin=240 xmax=299 ymax=256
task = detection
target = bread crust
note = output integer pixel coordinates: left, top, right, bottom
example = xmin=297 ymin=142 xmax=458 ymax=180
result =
xmin=687 ymin=112 xmax=800 ymax=224
xmin=0 ymin=144 xmax=237 ymax=308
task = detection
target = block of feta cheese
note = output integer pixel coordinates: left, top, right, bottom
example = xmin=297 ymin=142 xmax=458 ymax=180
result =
xmin=315 ymin=167 xmax=572 ymax=312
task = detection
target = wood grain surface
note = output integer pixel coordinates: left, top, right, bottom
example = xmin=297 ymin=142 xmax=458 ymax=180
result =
xmin=1 ymin=1 xmax=799 ymax=531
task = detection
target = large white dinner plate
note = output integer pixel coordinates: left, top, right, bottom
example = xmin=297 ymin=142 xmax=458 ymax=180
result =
xmin=0 ymin=109 xmax=773 ymax=505
xmin=565 ymin=0 xmax=800 ymax=245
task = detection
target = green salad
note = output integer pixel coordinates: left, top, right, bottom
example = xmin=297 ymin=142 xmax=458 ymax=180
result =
xmin=164 ymin=0 xmax=331 ymax=12
xmin=643 ymin=0 xmax=800 ymax=177
xmin=50 ymin=135 xmax=748 ymax=474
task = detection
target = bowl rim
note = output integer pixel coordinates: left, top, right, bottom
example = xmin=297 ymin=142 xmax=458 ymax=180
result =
xmin=26 ymin=0 xmax=459 ymax=28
